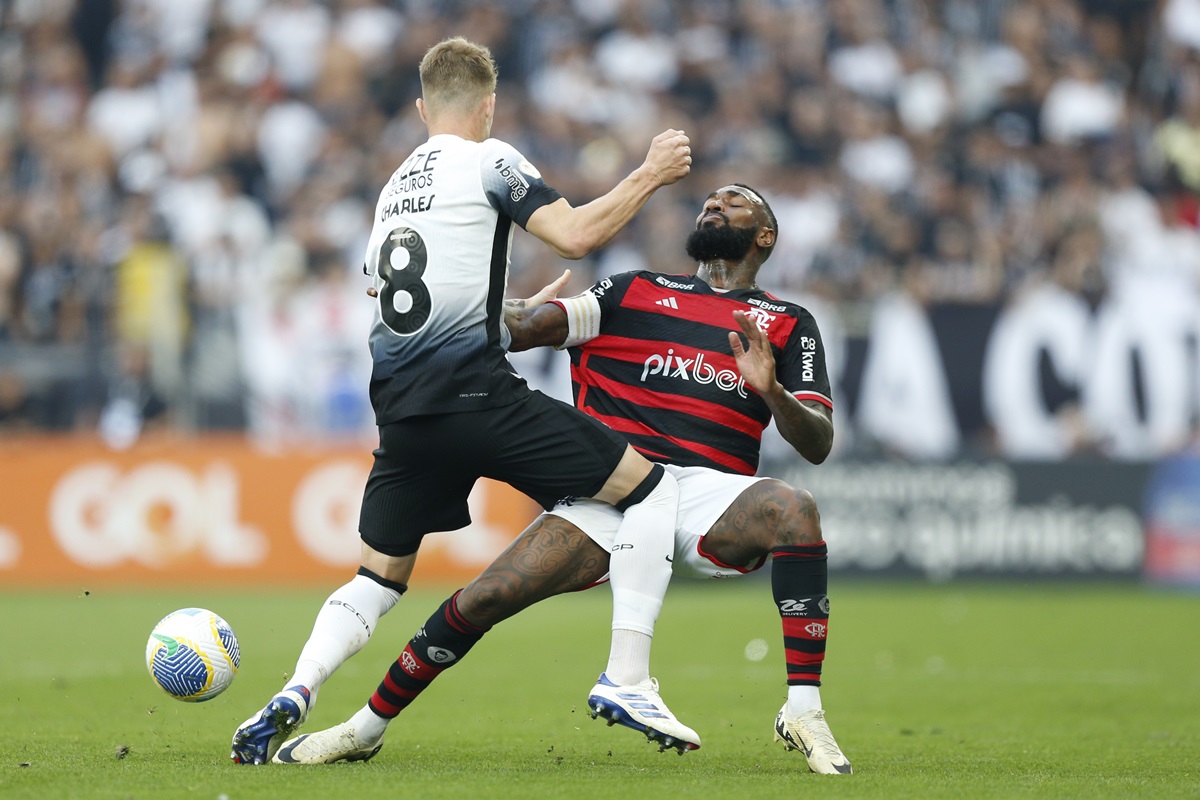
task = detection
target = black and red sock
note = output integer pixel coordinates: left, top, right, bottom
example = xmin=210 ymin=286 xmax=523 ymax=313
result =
xmin=771 ymin=542 xmax=829 ymax=686
xmin=368 ymin=590 xmax=489 ymax=719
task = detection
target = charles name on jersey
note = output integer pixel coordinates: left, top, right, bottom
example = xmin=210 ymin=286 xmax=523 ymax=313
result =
xmin=381 ymin=194 xmax=436 ymax=221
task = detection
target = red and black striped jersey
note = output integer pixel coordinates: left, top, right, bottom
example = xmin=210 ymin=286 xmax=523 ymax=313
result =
xmin=552 ymin=271 xmax=832 ymax=476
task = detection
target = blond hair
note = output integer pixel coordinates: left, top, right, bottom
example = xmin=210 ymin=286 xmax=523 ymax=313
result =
xmin=418 ymin=37 xmax=498 ymax=115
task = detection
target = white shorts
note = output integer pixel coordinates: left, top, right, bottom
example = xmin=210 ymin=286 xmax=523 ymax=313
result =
xmin=546 ymin=464 xmax=771 ymax=582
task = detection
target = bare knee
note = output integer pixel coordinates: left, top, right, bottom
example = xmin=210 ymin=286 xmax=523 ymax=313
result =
xmin=759 ymin=480 xmax=823 ymax=547
xmin=457 ymin=575 xmax=516 ymax=629
xmin=359 ymin=545 xmax=418 ymax=586
xmin=704 ymin=479 xmax=822 ymax=564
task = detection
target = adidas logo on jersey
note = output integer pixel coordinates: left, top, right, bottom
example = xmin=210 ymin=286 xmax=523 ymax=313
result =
xmin=655 ymin=297 xmax=679 ymax=309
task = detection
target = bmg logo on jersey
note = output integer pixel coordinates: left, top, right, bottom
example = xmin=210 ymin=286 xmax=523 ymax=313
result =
xmin=641 ymin=348 xmax=747 ymax=398
xmin=493 ymin=158 xmax=529 ymax=202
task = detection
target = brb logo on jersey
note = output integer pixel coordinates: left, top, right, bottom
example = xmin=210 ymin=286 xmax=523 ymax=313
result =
xmin=641 ymin=347 xmax=747 ymax=398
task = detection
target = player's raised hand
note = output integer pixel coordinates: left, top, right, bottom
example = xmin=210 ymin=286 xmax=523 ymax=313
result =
xmin=520 ymin=269 xmax=572 ymax=309
xmin=729 ymin=310 xmax=779 ymax=395
xmin=642 ymin=129 xmax=691 ymax=187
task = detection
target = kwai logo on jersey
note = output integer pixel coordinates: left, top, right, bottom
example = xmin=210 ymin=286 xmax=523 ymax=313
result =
xmin=796 ymin=336 xmax=817 ymax=382
xmin=641 ymin=347 xmax=747 ymax=398
xmin=493 ymin=158 xmax=529 ymax=202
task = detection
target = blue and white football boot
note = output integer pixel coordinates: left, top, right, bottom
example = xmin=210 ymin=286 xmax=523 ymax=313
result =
xmin=587 ymin=673 xmax=701 ymax=754
xmin=230 ymin=685 xmax=311 ymax=765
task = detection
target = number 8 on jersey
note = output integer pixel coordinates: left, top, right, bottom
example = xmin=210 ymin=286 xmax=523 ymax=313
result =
xmin=376 ymin=226 xmax=431 ymax=336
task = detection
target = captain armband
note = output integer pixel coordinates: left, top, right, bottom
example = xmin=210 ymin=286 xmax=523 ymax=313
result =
xmin=556 ymin=292 xmax=603 ymax=349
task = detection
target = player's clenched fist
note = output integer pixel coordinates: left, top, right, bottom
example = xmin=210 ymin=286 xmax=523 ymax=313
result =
xmin=642 ymin=129 xmax=691 ymax=187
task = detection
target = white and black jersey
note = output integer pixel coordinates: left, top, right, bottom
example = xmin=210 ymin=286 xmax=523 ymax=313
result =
xmin=553 ymin=271 xmax=833 ymax=475
xmin=364 ymin=134 xmax=563 ymax=423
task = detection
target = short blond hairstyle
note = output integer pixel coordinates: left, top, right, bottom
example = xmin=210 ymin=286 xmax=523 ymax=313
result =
xmin=418 ymin=37 xmax=498 ymax=114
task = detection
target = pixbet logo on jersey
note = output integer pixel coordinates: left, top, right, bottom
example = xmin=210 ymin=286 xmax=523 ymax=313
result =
xmin=640 ymin=348 xmax=747 ymax=398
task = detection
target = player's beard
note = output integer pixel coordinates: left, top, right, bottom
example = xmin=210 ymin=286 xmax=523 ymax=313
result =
xmin=685 ymin=223 xmax=757 ymax=262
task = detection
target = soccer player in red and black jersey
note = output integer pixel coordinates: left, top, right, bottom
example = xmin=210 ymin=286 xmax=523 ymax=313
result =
xmin=274 ymin=184 xmax=852 ymax=774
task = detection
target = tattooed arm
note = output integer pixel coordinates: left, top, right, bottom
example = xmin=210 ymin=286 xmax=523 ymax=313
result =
xmin=504 ymin=270 xmax=572 ymax=352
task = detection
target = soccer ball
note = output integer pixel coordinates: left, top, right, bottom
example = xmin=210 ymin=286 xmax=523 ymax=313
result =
xmin=145 ymin=608 xmax=240 ymax=702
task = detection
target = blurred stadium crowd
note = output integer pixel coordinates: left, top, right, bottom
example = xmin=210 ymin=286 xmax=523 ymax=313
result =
xmin=0 ymin=0 xmax=1198 ymax=461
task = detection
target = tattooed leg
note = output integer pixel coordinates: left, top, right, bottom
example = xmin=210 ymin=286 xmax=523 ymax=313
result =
xmin=700 ymin=479 xmax=822 ymax=566
xmin=456 ymin=513 xmax=611 ymax=628
xmin=359 ymin=514 xmax=609 ymax=729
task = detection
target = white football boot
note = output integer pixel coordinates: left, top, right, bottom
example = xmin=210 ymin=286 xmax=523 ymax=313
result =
xmin=773 ymin=705 xmax=853 ymax=774
xmin=273 ymin=721 xmax=384 ymax=764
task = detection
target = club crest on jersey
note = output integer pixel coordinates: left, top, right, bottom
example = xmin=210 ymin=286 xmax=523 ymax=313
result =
xmin=517 ymin=158 xmax=542 ymax=179
xmin=744 ymin=307 xmax=776 ymax=333
xmin=641 ymin=347 xmax=747 ymax=398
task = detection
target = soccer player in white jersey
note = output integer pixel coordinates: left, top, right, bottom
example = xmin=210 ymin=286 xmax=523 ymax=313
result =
xmin=231 ymin=36 xmax=696 ymax=765
xmin=272 ymin=185 xmax=852 ymax=774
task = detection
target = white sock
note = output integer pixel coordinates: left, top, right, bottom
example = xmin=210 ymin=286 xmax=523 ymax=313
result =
xmin=288 ymin=574 xmax=402 ymax=698
xmin=786 ymin=685 xmax=823 ymax=716
xmin=605 ymin=629 xmax=652 ymax=685
xmin=351 ymin=704 xmax=389 ymax=742
xmin=606 ymin=469 xmax=678 ymax=680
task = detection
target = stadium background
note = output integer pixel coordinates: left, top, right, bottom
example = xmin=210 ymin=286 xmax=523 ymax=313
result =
xmin=0 ymin=0 xmax=1198 ymax=588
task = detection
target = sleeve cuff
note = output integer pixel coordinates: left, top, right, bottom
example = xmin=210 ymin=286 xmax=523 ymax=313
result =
xmin=553 ymin=293 xmax=602 ymax=349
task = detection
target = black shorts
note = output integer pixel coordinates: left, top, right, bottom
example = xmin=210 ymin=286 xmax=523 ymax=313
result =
xmin=359 ymin=391 xmax=628 ymax=557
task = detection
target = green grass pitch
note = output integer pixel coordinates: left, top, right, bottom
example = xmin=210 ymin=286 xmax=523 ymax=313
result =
xmin=1 ymin=579 xmax=1197 ymax=799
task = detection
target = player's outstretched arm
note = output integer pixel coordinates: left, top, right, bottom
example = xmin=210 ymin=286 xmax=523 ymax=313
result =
xmin=730 ymin=310 xmax=834 ymax=464
xmin=524 ymin=129 xmax=691 ymax=259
